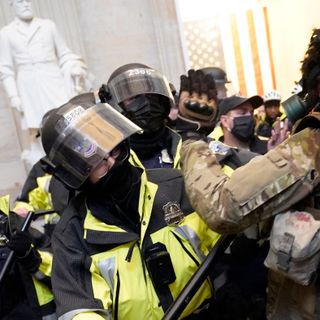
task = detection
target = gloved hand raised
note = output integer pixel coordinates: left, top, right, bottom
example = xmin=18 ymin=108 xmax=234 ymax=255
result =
xmin=7 ymin=230 xmax=41 ymax=273
xmin=177 ymin=69 xmax=218 ymax=137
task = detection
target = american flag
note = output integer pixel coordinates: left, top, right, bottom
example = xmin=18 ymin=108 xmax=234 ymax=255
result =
xmin=182 ymin=5 xmax=275 ymax=97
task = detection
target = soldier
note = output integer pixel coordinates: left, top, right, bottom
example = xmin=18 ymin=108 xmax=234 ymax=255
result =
xmin=177 ymin=60 xmax=320 ymax=318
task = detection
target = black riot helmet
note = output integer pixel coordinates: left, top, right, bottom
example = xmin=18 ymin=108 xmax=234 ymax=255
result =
xmin=201 ymin=67 xmax=230 ymax=100
xmin=100 ymin=63 xmax=174 ymax=133
xmin=201 ymin=67 xmax=230 ymax=84
xmin=41 ymin=101 xmax=142 ymax=189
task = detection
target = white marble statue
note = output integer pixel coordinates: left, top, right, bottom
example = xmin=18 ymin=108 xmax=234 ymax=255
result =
xmin=0 ymin=0 xmax=93 ymax=165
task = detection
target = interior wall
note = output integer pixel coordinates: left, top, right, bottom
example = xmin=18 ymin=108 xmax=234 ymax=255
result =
xmin=74 ymin=0 xmax=186 ymax=88
xmin=0 ymin=0 xmax=186 ymax=199
xmin=266 ymin=0 xmax=320 ymax=99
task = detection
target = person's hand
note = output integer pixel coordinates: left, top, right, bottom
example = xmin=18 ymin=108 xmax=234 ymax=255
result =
xmin=98 ymin=84 xmax=112 ymax=102
xmin=13 ymin=207 xmax=29 ymax=218
xmin=7 ymin=230 xmax=41 ymax=273
xmin=7 ymin=230 xmax=32 ymax=257
xmin=10 ymin=96 xmax=23 ymax=113
xmin=267 ymin=118 xmax=290 ymax=150
xmin=177 ymin=69 xmax=218 ymax=136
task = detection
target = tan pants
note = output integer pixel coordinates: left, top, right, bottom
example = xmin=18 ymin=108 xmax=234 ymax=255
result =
xmin=267 ymin=270 xmax=316 ymax=320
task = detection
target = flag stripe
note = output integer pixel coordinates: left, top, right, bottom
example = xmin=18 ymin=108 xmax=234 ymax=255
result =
xmin=246 ymin=9 xmax=264 ymax=96
xmin=230 ymin=13 xmax=247 ymax=96
xmin=263 ymin=6 xmax=277 ymax=89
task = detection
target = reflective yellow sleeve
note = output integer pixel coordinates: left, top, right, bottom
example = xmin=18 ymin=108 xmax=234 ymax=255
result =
xmin=32 ymin=277 xmax=54 ymax=306
xmin=38 ymin=250 xmax=53 ymax=277
xmin=27 ymin=175 xmax=53 ymax=210
xmin=0 ymin=195 xmax=10 ymax=215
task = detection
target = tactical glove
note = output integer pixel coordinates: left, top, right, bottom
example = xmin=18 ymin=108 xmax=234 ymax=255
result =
xmin=98 ymin=84 xmax=112 ymax=103
xmin=177 ymin=69 xmax=218 ymax=137
xmin=7 ymin=231 xmax=41 ymax=273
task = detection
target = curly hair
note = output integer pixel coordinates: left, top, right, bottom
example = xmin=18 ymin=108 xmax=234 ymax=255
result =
xmin=301 ymin=28 xmax=320 ymax=93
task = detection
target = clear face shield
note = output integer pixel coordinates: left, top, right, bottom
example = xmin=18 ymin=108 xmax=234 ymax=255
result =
xmin=48 ymin=103 xmax=142 ymax=189
xmin=107 ymin=68 xmax=174 ymax=107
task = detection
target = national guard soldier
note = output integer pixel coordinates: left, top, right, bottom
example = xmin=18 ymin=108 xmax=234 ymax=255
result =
xmin=177 ymin=43 xmax=320 ymax=318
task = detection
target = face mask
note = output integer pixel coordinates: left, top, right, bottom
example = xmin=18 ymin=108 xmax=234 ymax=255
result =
xmin=231 ymin=115 xmax=255 ymax=141
xmin=84 ymin=141 xmax=130 ymax=192
xmin=122 ymin=95 xmax=168 ymax=133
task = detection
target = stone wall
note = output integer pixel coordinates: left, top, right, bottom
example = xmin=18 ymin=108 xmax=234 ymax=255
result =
xmin=0 ymin=0 xmax=186 ymax=200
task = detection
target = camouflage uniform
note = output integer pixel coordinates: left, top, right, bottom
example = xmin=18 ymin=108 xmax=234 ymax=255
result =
xmin=180 ymin=127 xmax=320 ymax=319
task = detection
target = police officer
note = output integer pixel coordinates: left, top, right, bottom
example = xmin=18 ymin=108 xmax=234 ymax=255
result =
xmin=41 ymin=100 xmax=221 ymax=319
xmin=99 ymin=63 xmax=181 ymax=169
xmin=14 ymin=93 xmax=98 ymax=236
xmin=0 ymin=195 xmax=55 ymax=320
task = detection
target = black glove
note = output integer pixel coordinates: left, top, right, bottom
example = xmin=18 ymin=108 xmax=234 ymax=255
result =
xmin=177 ymin=69 xmax=218 ymax=137
xmin=98 ymin=84 xmax=112 ymax=102
xmin=7 ymin=231 xmax=32 ymax=257
xmin=7 ymin=231 xmax=41 ymax=273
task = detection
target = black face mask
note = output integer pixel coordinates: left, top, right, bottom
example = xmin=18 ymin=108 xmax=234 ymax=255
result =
xmin=231 ymin=115 xmax=255 ymax=141
xmin=122 ymin=95 xmax=168 ymax=133
xmin=83 ymin=141 xmax=130 ymax=194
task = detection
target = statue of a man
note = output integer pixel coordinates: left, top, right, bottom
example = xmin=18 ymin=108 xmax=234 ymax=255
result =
xmin=0 ymin=0 xmax=92 ymax=164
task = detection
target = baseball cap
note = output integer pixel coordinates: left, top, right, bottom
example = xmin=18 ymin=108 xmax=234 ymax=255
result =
xmin=218 ymin=95 xmax=263 ymax=117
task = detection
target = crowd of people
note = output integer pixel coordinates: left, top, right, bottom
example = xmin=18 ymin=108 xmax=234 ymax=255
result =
xmin=2 ymin=3 xmax=320 ymax=320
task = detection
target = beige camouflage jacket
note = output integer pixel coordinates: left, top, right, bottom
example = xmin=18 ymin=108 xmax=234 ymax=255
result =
xmin=180 ymin=128 xmax=320 ymax=234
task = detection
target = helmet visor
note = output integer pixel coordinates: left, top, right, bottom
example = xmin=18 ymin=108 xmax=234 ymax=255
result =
xmin=107 ymin=68 xmax=174 ymax=106
xmin=49 ymin=103 xmax=142 ymax=189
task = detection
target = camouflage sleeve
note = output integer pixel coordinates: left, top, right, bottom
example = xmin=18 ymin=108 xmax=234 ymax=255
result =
xmin=180 ymin=128 xmax=320 ymax=234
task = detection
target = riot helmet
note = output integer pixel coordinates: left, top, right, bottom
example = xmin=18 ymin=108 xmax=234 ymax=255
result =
xmin=41 ymin=101 xmax=142 ymax=189
xmin=201 ymin=67 xmax=230 ymax=100
xmin=104 ymin=63 xmax=174 ymax=133
xmin=201 ymin=67 xmax=230 ymax=84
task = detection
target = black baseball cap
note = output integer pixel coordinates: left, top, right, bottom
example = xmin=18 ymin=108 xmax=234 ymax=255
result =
xmin=218 ymin=95 xmax=263 ymax=118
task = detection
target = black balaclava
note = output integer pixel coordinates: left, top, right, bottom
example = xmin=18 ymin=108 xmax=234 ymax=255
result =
xmin=107 ymin=63 xmax=171 ymax=159
xmin=123 ymin=94 xmax=171 ymax=158
xmin=122 ymin=94 xmax=168 ymax=134
xmin=86 ymin=142 xmax=142 ymax=228
xmin=121 ymin=93 xmax=171 ymax=159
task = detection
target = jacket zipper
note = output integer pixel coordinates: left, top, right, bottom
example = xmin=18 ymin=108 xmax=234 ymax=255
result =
xmin=172 ymin=232 xmax=200 ymax=267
